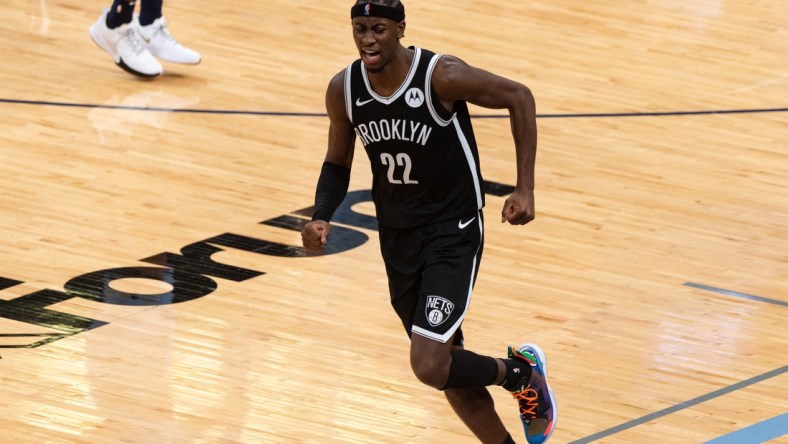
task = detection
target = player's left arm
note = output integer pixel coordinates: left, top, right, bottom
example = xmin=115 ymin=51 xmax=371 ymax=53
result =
xmin=432 ymin=56 xmax=537 ymax=225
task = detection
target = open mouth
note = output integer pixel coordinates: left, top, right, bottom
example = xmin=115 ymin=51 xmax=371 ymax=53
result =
xmin=362 ymin=49 xmax=381 ymax=65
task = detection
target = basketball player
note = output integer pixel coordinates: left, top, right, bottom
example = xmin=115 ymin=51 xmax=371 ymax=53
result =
xmin=301 ymin=1 xmax=556 ymax=443
xmin=89 ymin=0 xmax=200 ymax=77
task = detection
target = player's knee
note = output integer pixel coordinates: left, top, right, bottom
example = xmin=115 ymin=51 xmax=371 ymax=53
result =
xmin=410 ymin=354 xmax=450 ymax=389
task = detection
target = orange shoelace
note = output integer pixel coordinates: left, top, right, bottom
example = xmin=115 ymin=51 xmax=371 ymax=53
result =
xmin=512 ymin=385 xmax=539 ymax=417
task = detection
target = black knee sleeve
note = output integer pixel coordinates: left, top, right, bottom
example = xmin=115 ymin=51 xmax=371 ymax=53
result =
xmin=440 ymin=349 xmax=499 ymax=390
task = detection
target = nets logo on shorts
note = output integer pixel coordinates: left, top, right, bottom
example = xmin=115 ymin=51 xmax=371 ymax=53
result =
xmin=425 ymin=295 xmax=454 ymax=327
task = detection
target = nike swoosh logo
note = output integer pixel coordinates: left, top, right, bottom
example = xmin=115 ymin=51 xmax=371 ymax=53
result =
xmin=355 ymin=98 xmax=375 ymax=106
xmin=458 ymin=217 xmax=476 ymax=229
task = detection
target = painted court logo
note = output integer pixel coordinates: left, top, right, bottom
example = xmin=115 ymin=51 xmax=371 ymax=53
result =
xmin=425 ymin=296 xmax=454 ymax=327
xmin=0 ymin=181 xmax=515 ymax=354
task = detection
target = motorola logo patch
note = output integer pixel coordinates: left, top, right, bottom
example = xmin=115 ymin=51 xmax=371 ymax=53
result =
xmin=405 ymin=88 xmax=424 ymax=108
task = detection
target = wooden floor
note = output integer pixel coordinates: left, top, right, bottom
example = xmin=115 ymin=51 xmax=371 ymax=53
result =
xmin=1 ymin=0 xmax=787 ymax=442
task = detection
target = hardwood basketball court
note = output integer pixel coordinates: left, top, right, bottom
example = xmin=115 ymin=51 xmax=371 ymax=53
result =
xmin=1 ymin=0 xmax=786 ymax=442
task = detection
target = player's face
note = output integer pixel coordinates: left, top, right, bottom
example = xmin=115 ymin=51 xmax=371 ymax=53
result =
xmin=352 ymin=17 xmax=404 ymax=73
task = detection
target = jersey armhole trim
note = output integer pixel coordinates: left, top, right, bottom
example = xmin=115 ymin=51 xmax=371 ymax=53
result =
xmin=425 ymin=54 xmax=455 ymax=128
xmin=344 ymin=63 xmax=354 ymax=124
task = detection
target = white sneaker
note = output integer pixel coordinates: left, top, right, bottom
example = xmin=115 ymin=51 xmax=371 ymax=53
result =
xmin=136 ymin=16 xmax=201 ymax=65
xmin=89 ymin=9 xmax=162 ymax=77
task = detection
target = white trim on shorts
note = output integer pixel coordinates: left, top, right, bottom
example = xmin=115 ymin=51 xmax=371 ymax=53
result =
xmin=410 ymin=213 xmax=483 ymax=343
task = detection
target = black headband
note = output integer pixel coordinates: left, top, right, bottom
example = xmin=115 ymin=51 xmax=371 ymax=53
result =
xmin=351 ymin=2 xmax=405 ymax=22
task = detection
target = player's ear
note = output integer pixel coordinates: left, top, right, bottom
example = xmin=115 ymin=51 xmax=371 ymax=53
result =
xmin=398 ymin=21 xmax=406 ymax=39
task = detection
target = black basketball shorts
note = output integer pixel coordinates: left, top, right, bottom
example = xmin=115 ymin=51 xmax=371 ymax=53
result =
xmin=378 ymin=211 xmax=484 ymax=345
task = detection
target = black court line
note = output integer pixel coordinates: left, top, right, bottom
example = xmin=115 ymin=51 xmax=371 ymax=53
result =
xmin=486 ymin=107 xmax=788 ymax=119
xmin=684 ymin=282 xmax=788 ymax=308
xmin=1 ymin=97 xmax=787 ymax=119
xmin=569 ymin=365 xmax=788 ymax=443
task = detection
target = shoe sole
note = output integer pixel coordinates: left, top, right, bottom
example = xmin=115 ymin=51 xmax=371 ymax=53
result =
xmin=519 ymin=343 xmax=558 ymax=443
xmin=154 ymin=55 xmax=201 ymax=65
xmin=89 ymin=22 xmax=161 ymax=78
xmin=117 ymin=59 xmax=161 ymax=78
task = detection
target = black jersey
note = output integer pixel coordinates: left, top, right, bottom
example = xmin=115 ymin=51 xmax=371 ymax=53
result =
xmin=344 ymin=47 xmax=485 ymax=229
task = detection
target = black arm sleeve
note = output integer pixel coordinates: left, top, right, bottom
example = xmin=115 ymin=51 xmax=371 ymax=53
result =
xmin=311 ymin=161 xmax=351 ymax=222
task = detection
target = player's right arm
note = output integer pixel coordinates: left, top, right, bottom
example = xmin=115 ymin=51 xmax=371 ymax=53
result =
xmin=301 ymin=70 xmax=357 ymax=252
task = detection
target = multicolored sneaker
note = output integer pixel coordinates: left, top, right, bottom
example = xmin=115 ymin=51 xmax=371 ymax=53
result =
xmin=508 ymin=343 xmax=557 ymax=444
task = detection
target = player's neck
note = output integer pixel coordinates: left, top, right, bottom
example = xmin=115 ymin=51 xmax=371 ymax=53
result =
xmin=367 ymin=46 xmax=413 ymax=97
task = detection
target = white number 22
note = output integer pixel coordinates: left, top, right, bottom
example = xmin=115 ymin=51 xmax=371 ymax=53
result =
xmin=380 ymin=153 xmax=418 ymax=184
